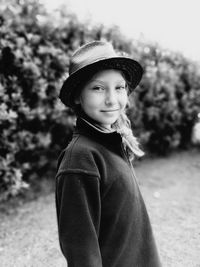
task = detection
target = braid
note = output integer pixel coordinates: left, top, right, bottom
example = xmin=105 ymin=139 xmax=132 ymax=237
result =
xmin=112 ymin=112 xmax=144 ymax=161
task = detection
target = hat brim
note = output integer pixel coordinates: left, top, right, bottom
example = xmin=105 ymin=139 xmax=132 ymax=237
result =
xmin=59 ymin=57 xmax=143 ymax=107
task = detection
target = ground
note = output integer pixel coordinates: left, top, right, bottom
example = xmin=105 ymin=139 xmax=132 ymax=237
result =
xmin=0 ymin=149 xmax=199 ymax=267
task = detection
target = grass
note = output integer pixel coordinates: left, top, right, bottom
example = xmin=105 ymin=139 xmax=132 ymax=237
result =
xmin=0 ymin=149 xmax=199 ymax=267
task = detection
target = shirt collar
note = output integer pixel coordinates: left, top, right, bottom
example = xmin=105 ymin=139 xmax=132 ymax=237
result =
xmin=74 ymin=116 xmax=122 ymax=146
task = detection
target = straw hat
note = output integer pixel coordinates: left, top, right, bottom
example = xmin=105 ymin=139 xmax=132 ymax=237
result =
xmin=59 ymin=40 xmax=143 ymax=107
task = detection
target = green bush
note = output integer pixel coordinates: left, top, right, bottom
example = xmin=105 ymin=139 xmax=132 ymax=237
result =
xmin=0 ymin=0 xmax=200 ymax=200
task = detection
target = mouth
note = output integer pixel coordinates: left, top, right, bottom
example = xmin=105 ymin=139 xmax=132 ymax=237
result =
xmin=101 ymin=109 xmax=119 ymax=112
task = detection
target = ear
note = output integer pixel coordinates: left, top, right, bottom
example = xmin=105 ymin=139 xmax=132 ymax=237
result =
xmin=74 ymin=96 xmax=81 ymax=105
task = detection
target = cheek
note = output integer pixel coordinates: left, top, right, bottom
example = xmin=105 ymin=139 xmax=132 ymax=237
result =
xmin=80 ymin=92 xmax=99 ymax=110
xmin=119 ymin=93 xmax=128 ymax=108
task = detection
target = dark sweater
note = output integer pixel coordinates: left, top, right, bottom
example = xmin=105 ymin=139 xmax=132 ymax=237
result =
xmin=55 ymin=117 xmax=161 ymax=267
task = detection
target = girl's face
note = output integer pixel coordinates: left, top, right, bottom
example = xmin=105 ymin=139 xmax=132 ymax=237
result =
xmin=75 ymin=69 xmax=128 ymax=129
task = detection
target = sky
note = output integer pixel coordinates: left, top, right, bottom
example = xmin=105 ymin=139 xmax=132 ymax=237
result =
xmin=40 ymin=0 xmax=200 ymax=62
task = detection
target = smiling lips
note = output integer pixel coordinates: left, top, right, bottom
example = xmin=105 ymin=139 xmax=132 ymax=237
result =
xmin=101 ymin=109 xmax=119 ymax=112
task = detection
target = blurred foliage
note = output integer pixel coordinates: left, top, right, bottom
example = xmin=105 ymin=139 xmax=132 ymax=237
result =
xmin=0 ymin=0 xmax=200 ymax=200
xmin=128 ymin=43 xmax=200 ymax=154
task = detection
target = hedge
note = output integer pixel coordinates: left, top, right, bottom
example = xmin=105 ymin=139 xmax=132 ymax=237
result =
xmin=0 ymin=0 xmax=200 ymax=200
xmin=128 ymin=46 xmax=200 ymax=154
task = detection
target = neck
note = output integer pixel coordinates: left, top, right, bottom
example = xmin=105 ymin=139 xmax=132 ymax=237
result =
xmin=77 ymin=109 xmax=114 ymax=133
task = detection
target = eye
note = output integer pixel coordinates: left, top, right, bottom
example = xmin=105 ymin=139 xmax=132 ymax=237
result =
xmin=116 ymin=84 xmax=126 ymax=90
xmin=92 ymin=85 xmax=104 ymax=91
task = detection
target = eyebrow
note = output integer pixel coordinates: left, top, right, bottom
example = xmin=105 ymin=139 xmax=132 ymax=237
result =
xmin=89 ymin=79 xmax=126 ymax=84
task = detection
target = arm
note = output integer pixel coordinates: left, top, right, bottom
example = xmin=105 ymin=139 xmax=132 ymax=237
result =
xmin=56 ymin=171 xmax=102 ymax=267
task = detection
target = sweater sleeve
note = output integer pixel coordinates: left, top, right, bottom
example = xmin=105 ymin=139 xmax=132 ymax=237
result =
xmin=56 ymin=170 xmax=102 ymax=267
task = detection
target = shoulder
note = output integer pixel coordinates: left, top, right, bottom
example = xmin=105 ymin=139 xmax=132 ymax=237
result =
xmin=68 ymin=134 xmax=103 ymax=160
xmin=57 ymin=134 xmax=104 ymax=178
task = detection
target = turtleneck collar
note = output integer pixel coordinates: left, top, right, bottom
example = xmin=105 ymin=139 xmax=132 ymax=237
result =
xmin=74 ymin=115 xmax=122 ymax=146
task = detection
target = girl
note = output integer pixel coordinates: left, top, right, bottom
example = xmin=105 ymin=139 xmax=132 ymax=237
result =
xmin=55 ymin=41 xmax=161 ymax=267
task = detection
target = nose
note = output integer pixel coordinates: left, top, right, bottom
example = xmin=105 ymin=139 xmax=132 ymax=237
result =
xmin=105 ymin=89 xmax=117 ymax=106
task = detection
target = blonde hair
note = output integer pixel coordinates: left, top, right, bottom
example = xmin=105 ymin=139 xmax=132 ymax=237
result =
xmin=112 ymin=111 xmax=144 ymax=161
xmin=110 ymin=71 xmax=144 ymax=161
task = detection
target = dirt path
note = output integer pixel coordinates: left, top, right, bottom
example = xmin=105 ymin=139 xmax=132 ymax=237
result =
xmin=0 ymin=149 xmax=199 ymax=267
xmin=138 ymin=150 xmax=200 ymax=267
